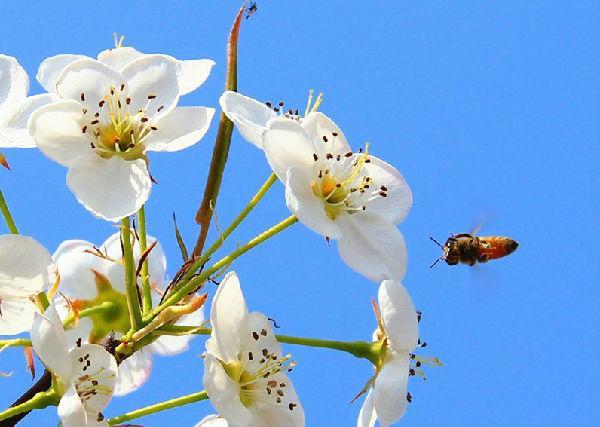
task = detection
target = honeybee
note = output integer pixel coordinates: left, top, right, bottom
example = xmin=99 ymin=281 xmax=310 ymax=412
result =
xmin=429 ymin=233 xmax=518 ymax=268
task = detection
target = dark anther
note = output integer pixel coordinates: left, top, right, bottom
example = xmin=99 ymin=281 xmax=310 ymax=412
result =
xmin=322 ymin=135 xmax=328 ymax=142
xmin=148 ymin=94 xmax=156 ymax=100
xmin=98 ymin=100 xmax=105 ymax=107
xmin=80 ymin=93 xmax=85 ymax=101
xmin=406 ymin=392 xmax=412 ymax=403
xmin=313 ymin=153 xmax=319 ymax=161
xmin=252 ymin=332 xmax=260 ymax=340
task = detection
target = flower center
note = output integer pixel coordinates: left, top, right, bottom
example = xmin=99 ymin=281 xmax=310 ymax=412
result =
xmin=80 ymin=85 xmax=162 ymax=161
xmin=310 ymin=147 xmax=388 ymax=220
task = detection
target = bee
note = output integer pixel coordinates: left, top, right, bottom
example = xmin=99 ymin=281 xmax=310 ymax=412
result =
xmin=429 ymin=233 xmax=518 ymax=268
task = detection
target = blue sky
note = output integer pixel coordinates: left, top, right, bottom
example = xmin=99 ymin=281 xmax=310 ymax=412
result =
xmin=1 ymin=0 xmax=599 ymax=425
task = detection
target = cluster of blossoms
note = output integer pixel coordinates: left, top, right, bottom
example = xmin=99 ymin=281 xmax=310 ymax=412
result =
xmin=0 ymin=16 xmax=433 ymax=427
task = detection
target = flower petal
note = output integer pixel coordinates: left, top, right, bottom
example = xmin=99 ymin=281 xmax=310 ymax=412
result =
xmin=251 ymin=373 xmax=305 ymax=427
xmin=285 ymin=166 xmax=342 ymax=239
xmin=241 ymin=312 xmax=282 ymax=373
xmin=53 ymin=240 xmax=114 ymax=300
xmin=0 ymin=234 xmax=53 ymax=297
xmin=57 ymin=384 xmax=87 ymax=427
xmin=144 ymin=106 xmax=215 ymax=152
xmin=219 ymin=91 xmax=276 ymax=148
xmin=364 ymin=156 xmax=412 ymax=224
xmin=195 ymin=415 xmax=229 ymax=427
xmin=203 ymin=353 xmax=254 ymax=425
xmin=66 ymin=156 xmax=152 ymax=221
xmin=0 ymin=54 xmax=28 ymax=117
xmin=152 ymin=305 xmax=204 ymax=356
xmin=336 ymin=212 xmax=407 ymax=282
xmin=0 ymin=93 xmax=59 ymax=148
xmin=378 ymin=280 xmax=418 ymax=351
xmin=206 ymin=272 xmax=249 ymax=362
xmin=357 ymin=390 xmax=377 ymax=427
xmin=179 ymin=59 xmax=215 ymax=95
xmin=55 ymin=300 xmax=94 ymax=348
xmin=31 ymin=304 xmax=71 ymax=381
xmin=372 ymin=353 xmax=411 ymax=426
xmin=70 ymin=343 xmax=118 ymax=411
xmin=113 ymin=348 xmax=152 ymax=396
xmin=28 ymin=99 xmax=92 ymax=167
xmin=121 ymin=54 xmax=181 ymax=120
xmin=56 ymin=58 xmax=123 ymax=113
xmin=97 ymin=47 xmax=144 ymax=71
xmin=262 ymin=118 xmax=316 ymax=180
xmin=0 ymin=299 xmax=38 ymax=335
xmin=301 ymin=112 xmax=351 ymax=154
xmin=36 ymin=54 xmax=87 ymax=92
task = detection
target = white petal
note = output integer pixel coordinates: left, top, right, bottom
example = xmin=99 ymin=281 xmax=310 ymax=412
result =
xmin=195 ymin=415 xmax=229 ymax=427
xmin=251 ymin=373 xmax=304 ymax=427
xmin=241 ymin=312 xmax=282 ymax=374
xmin=203 ymin=353 xmax=253 ymax=426
xmin=28 ymin=99 xmax=91 ymax=167
xmin=0 ymin=55 xmax=28 ymax=118
xmin=179 ymin=59 xmax=215 ymax=95
xmin=262 ymin=118 xmax=316 ymax=180
xmin=363 ymin=156 xmax=412 ymax=224
xmin=301 ymin=112 xmax=351 ymax=154
xmin=285 ymin=166 xmax=342 ymax=239
xmin=36 ymin=54 xmax=87 ymax=92
xmin=357 ymin=390 xmax=377 ymax=427
xmin=57 ymin=384 xmax=87 ymax=427
xmin=0 ymin=93 xmax=59 ymax=148
xmin=31 ymin=304 xmax=71 ymax=381
xmin=55 ymin=300 xmax=93 ymax=348
xmin=97 ymin=47 xmax=144 ymax=71
xmin=113 ymin=348 xmax=151 ymax=396
xmin=378 ymin=280 xmax=418 ymax=351
xmin=0 ymin=298 xmax=38 ymax=335
xmin=0 ymin=234 xmax=53 ymax=297
xmin=207 ymin=272 xmax=249 ymax=362
xmin=219 ymin=91 xmax=276 ymax=148
xmin=372 ymin=353 xmax=411 ymax=426
xmin=66 ymin=156 xmax=152 ymax=222
xmin=144 ymin=106 xmax=215 ymax=152
xmin=121 ymin=55 xmax=181 ymax=120
xmin=152 ymin=305 xmax=204 ymax=356
xmin=70 ymin=344 xmax=118 ymax=412
xmin=56 ymin=58 xmax=123 ymax=113
xmin=53 ymin=240 xmax=113 ymax=300
xmin=336 ymin=213 xmax=407 ymax=282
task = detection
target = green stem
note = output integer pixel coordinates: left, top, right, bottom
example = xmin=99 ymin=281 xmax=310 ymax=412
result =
xmin=0 ymin=338 xmax=31 ymax=351
xmin=121 ymin=218 xmax=142 ymax=330
xmin=146 ymin=215 xmax=298 ymax=322
xmin=0 ymin=389 xmax=58 ymax=421
xmin=192 ymin=2 xmax=246 ymax=258
xmin=108 ymin=390 xmax=208 ymax=425
xmin=156 ymin=325 xmax=379 ymax=363
xmin=183 ymin=172 xmax=277 ymax=281
xmin=137 ymin=206 xmax=153 ymax=314
xmin=0 ymin=187 xmax=18 ymax=234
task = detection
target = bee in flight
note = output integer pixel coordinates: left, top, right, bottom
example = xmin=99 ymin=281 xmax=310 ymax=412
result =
xmin=429 ymin=233 xmax=518 ymax=268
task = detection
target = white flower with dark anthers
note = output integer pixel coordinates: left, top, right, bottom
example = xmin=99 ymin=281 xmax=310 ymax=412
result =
xmin=0 ymin=54 xmax=56 ymax=149
xmin=203 ymin=272 xmax=304 ymax=427
xmin=29 ymin=55 xmax=215 ymax=221
xmin=52 ymin=231 xmax=203 ymax=396
xmin=31 ymin=304 xmax=117 ymax=427
xmin=358 ymin=280 xmax=439 ymax=427
xmin=37 ymin=44 xmax=215 ymax=98
xmin=0 ymin=234 xmax=53 ymax=335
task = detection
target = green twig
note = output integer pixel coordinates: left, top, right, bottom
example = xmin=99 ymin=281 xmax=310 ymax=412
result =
xmin=0 ymin=389 xmax=58 ymax=422
xmin=121 ymin=218 xmax=142 ymax=330
xmin=0 ymin=187 xmax=18 ymax=234
xmin=137 ymin=206 xmax=153 ymax=314
xmin=108 ymin=390 xmax=208 ymax=425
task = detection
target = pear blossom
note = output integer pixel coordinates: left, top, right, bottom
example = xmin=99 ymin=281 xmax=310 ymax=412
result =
xmin=221 ymin=91 xmax=412 ymax=282
xmin=36 ymin=45 xmax=215 ymax=98
xmin=358 ymin=280 xmax=424 ymax=427
xmin=52 ymin=231 xmax=203 ymax=396
xmin=0 ymin=54 xmax=56 ymax=150
xmin=0 ymin=234 xmax=53 ymax=335
xmin=31 ymin=304 xmax=117 ymax=427
xmin=203 ymin=272 xmax=304 ymax=427
xmin=29 ymin=54 xmax=215 ymax=221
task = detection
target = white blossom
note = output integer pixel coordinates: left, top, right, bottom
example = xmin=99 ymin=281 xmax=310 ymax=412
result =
xmin=0 ymin=234 xmax=53 ymax=335
xmin=31 ymin=304 xmax=117 ymax=427
xmin=29 ymin=54 xmax=214 ymax=221
xmin=203 ymin=272 xmax=304 ymax=427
